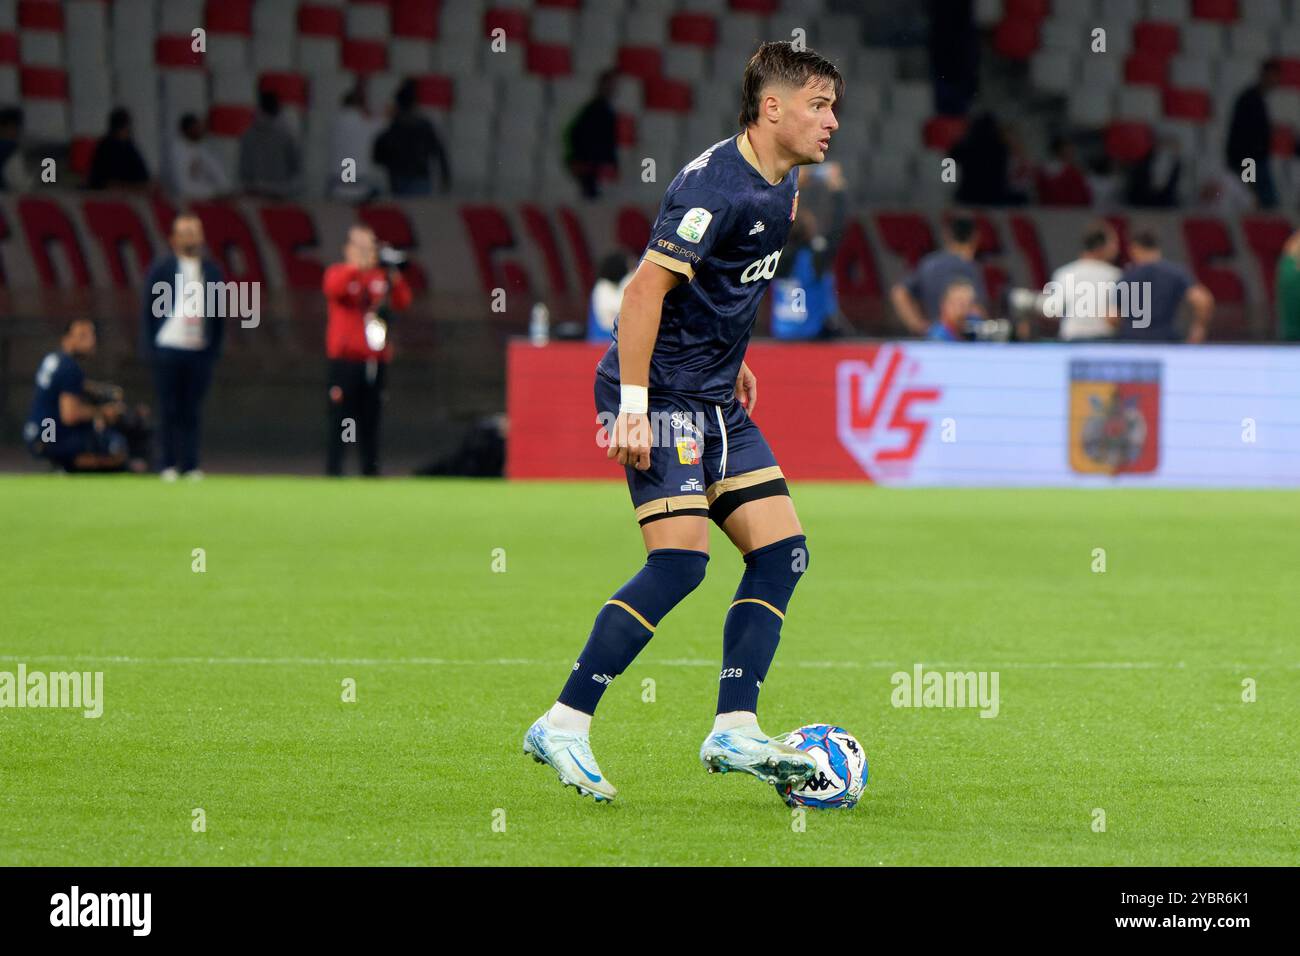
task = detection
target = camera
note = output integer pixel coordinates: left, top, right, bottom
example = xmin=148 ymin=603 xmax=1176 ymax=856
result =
xmin=378 ymin=246 xmax=408 ymax=269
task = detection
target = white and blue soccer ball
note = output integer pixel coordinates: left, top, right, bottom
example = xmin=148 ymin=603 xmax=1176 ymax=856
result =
xmin=778 ymin=724 xmax=868 ymax=810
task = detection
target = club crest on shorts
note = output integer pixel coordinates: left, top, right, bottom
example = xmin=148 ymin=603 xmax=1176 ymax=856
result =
xmin=676 ymin=436 xmax=700 ymax=465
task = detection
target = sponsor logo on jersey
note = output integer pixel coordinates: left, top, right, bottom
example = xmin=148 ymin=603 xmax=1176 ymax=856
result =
xmin=749 ymin=221 xmax=765 ymax=235
xmin=740 ymin=250 xmax=782 ymax=284
xmin=676 ymin=207 xmax=713 ymax=243
xmin=655 ymin=239 xmax=701 ymax=264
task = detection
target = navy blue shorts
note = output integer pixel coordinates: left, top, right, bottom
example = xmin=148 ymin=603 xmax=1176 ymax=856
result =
xmin=595 ymin=372 xmax=788 ymax=526
xmin=27 ymin=425 xmax=125 ymax=472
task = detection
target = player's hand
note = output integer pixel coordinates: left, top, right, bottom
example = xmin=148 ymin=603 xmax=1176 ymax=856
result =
xmin=606 ymin=411 xmax=652 ymax=470
xmin=735 ymin=362 xmax=757 ymax=414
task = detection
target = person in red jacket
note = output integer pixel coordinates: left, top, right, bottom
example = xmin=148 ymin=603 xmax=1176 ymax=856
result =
xmin=323 ymin=224 xmax=412 ymax=476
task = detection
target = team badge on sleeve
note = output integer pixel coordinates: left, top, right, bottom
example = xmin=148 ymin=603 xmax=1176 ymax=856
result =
xmin=677 ymin=208 xmax=713 ymax=243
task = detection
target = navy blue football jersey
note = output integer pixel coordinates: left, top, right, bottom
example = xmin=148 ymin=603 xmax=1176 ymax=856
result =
xmin=23 ymin=351 xmax=84 ymax=442
xmin=597 ymin=132 xmax=799 ymax=405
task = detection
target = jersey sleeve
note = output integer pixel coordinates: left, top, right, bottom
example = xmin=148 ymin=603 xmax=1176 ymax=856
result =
xmin=642 ymin=186 xmax=732 ymax=282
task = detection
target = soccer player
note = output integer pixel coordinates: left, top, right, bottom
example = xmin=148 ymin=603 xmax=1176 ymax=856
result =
xmin=524 ymin=42 xmax=842 ymax=802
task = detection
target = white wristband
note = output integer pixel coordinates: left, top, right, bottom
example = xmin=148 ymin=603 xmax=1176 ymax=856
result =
xmin=619 ymin=384 xmax=648 ymax=414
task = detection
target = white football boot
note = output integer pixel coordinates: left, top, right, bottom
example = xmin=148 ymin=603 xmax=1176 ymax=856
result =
xmin=699 ymin=724 xmax=817 ymax=787
xmin=523 ymin=714 xmax=617 ymax=803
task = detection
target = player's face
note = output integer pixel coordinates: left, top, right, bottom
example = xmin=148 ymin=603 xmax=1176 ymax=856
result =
xmin=782 ymin=79 xmax=838 ymax=164
xmin=64 ymin=321 xmax=96 ymax=356
xmin=171 ymin=218 xmax=204 ymax=257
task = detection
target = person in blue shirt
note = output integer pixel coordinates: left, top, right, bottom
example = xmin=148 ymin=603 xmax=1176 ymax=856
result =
xmin=771 ymin=161 xmax=847 ymax=340
xmin=1115 ymin=230 xmax=1214 ymax=343
xmin=585 ymin=252 xmax=632 ymax=343
xmin=24 ymin=318 xmax=136 ymax=472
xmin=524 ymin=41 xmax=844 ymax=804
xmin=890 ymin=212 xmax=988 ymax=336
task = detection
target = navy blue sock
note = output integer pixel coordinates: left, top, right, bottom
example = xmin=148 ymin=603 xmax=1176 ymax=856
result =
xmin=558 ymin=549 xmax=708 ymax=715
xmin=716 ymin=534 xmax=809 ymax=715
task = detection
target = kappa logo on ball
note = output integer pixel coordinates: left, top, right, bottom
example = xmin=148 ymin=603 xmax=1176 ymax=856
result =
xmin=836 ymin=345 xmax=940 ymax=482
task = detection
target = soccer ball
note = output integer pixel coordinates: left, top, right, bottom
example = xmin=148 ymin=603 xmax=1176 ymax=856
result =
xmin=777 ymin=724 xmax=868 ymax=810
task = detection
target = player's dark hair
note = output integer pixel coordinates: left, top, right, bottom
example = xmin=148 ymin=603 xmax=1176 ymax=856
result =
xmin=947 ymin=212 xmax=977 ymax=245
xmin=1132 ymin=229 xmax=1160 ymax=251
xmin=108 ymin=107 xmax=131 ymax=134
xmin=63 ymin=316 xmax=95 ymax=336
xmin=1082 ymin=221 xmax=1112 ymax=251
xmin=738 ymin=41 xmax=843 ymax=128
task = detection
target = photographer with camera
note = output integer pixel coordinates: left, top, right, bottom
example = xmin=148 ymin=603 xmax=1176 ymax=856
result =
xmin=322 ymin=224 xmax=413 ymax=476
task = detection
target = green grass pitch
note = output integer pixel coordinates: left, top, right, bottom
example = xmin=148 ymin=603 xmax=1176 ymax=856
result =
xmin=1 ymin=475 xmax=1296 ymax=866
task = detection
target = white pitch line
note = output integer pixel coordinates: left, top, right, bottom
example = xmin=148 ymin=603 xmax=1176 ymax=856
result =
xmin=0 ymin=654 xmax=1290 ymax=670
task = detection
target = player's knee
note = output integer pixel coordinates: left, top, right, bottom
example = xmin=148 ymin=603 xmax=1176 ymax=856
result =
xmin=645 ymin=548 xmax=709 ymax=600
xmin=744 ymin=534 xmax=809 ymax=591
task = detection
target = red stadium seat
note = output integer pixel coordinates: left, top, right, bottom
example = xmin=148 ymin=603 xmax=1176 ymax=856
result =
xmin=1163 ymin=87 xmax=1211 ymax=122
xmin=19 ymin=66 xmax=67 ymax=99
xmin=342 ymin=39 xmax=387 ymax=73
xmin=1005 ymin=0 xmax=1050 ymax=18
xmin=527 ymin=42 xmax=572 ymax=77
xmin=206 ymin=0 xmax=253 ymax=35
xmin=1276 ymin=58 xmax=1300 ymax=88
xmin=1133 ymin=21 xmax=1180 ymax=55
xmin=1241 ymin=216 xmax=1293 ymax=309
xmin=0 ymin=32 xmax=17 ymax=64
xmin=1270 ymin=125 xmax=1294 ymax=155
xmin=17 ymin=0 xmax=62 ymax=31
xmin=617 ymin=46 xmax=662 ymax=80
xmin=729 ymin=0 xmax=778 ymax=11
xmin=644 ymin=78 xmax=692 ymax=112
xmin=259 ymin=72 xmax=309 ymax=106
xmin=1104 ymin=121 xmax=1154 ymax=162
xmin=155 ymin=35 xmax=205 ymax=69
xmin=537 ymin=0 xmax=581 ymax=7
xmin=992 ymin=18 xmax=1039 ymax=60
xmin=296 ymin=4 xmax=345 ymax=37
xmin=670 ymin=13 xmax=718 ymax=47
xmin=874 ymin=212 xmax=935 ymax=268
xmin=69 ymin=137 xmax=96 ymax=176
xmin=484 ymin=9 xmax=529 ymax=40
xmin=1182 ymin=218 xmax=1244 ymax=303
xmin=923 ymin=115 xmax=968 ymax=152
xmin=392 ymin=0 xmax=440 ymax=39
xmin=1124 ymin=53 xmax=1169 ymax=86
xmin=208 ymin=104 xmax=256 ymax=137
xmin=1191 ymin=0 xmax=1238 ymax=21
xmin=616 ymin=113 xmax=637 ymax=147
xmin=414 ymin=75 xmax=454 ymax=109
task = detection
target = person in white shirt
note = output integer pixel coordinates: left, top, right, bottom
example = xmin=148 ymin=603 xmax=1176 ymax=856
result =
xmin=329 ymin=85 xmax=384 ymax=201
xmin=140 ymin=213 xmax=225 ymax=480
xmin=1048 ymin=222 xmax=1122 ymax=341
xmin=167 ymin=114 xmax=231 ymax=201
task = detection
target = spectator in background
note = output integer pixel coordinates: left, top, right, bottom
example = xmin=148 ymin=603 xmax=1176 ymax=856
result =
xmin=890 ymin=212 xmax=988 ymax=336
xmin=323 ymin=225 xmax=413 ymax=476
xmin=1126 ymin=133 xmax=1183 ymax=207
xmin=87 ymin=107 xmax=150 ymax=190
xmin=1275 ymin=228 xmax=1300 ymax=341
xmin=238 ymin=90 xmax=300 ymax=198
xmin=564 ymin=70 xmax=619 ymax=199
xmin=1036 ymin=135 xmax=1091 ymax=206
xmin=951 ymin=111 xmax=1019 ymax=205
xmin=140 ymin=213 xmax=225 ymax=480
xmin=373 ymin=79 xmax=451 ymax=197
xmin=587 ymin=251 xmax=633 ymax=343
xmin=1085 ymin=154 xmax=1123 ymax=211
xmin=23 ymin=318 xmax=150 ymax=472
xmin=1226 ymin=59 xmax=1281 ymax=209
xmin=771 ymin=161 xmax=848 ymax=339
xmin=0 ymin=106 xmax=32 ymax=191
xmin=927 ymin=0 xmax=978 ymax=116
xmin=927 ymin=278 xmax=979 ymax=341
xmin=168 ymin=113 xmax=230 ymax=201
xmin=329 ymin=84 xmax=384 ymax=201
xmin=1115 ymin=230 xmax=1214 ymax=343
xmin=1048 ymin=221 xmax=1121 ymax=341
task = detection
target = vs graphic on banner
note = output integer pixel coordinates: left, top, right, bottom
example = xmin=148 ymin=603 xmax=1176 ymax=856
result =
xmin=1068 ymin=359 xmax=1161 ymax=475
xmin=835 ymin=345 xmax=941 ymax=482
